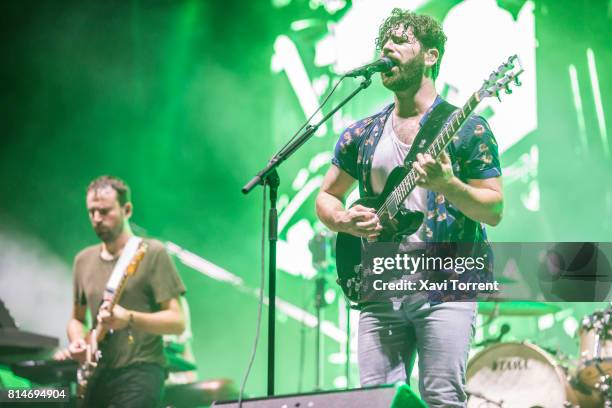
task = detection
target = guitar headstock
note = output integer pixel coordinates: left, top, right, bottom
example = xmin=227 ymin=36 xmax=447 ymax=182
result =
xmin=477 ymin=55 xmax=524 ymax=101
xmin=126 ymin=242 xmax=148 ymax=276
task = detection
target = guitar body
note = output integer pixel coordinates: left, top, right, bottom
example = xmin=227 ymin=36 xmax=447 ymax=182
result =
xmin=76 ymin=328 xmax=105 ymax=404
xmin=335 ymin=166 xmax=423 ymax=303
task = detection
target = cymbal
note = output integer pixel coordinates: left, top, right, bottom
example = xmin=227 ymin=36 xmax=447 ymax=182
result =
xmin=477 ymin=301 xmax=562 ymax=316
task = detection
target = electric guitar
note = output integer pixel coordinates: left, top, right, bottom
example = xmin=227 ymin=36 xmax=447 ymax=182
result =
xmin=335 ymin=55 xmax=524 ymax=303
xmin=76 ymin=242 xmax=148 ymax=402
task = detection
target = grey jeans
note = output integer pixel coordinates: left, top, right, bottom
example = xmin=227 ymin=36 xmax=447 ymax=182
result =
xmin=358 ymin=297 xmax=477 ymax=408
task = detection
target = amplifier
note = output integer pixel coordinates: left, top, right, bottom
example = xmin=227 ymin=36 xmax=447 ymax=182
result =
xmin=212 ymin=383 xmax=426 ymax=408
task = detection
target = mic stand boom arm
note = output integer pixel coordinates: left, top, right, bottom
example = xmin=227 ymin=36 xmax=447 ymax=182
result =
xmin=241 ymin=75 xmax=372 ymax=396
xmin=242 ymin=76 xmax=372 ymax=194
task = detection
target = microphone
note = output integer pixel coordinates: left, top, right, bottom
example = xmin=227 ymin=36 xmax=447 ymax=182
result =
xmin=345 ymin=57 xmax=396 ymax=78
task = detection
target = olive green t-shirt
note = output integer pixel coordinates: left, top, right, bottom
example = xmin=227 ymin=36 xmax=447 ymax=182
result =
xmin=73 ymin=238 xmax=186 ymax=369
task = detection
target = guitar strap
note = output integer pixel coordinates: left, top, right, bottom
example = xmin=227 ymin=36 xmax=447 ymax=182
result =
xmin=103 ymin=235 xmax=143 ymax=301
xmin=79 ymin=236 xmax=144 ymax=407
xmin=402 ymin=100 xmax=458 ymax=167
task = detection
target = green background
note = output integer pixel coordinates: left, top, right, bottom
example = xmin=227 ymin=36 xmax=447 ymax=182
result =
xmin=0 ymin=0 xmax=610 ymax=398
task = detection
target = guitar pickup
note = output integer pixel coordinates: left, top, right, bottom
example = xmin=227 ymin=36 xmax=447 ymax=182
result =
xmin=386 ymin=197 xmax=398 ymax=219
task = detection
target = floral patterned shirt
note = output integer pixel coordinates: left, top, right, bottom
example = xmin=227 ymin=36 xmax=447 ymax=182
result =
xmin=332 ymin=96 xmax=502 ymax=301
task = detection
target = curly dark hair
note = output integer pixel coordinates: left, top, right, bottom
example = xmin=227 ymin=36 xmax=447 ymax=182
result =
xmin=87 ymin=175 xmax=131 ymax=206
xmin=375 ymin=8 xmax=447 ymax=80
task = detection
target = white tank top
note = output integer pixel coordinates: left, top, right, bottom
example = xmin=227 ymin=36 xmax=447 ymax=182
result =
xmin=370 ymin=113 xmax=427 ymax=242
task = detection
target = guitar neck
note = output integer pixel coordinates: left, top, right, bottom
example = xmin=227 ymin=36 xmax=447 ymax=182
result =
xmin=379 ymin=92 xmax=481 ymax=216
xmin=94 ymin=269 xmax=132 ymax=343
xmin=91 ymin=242 xmax=147 ymax=343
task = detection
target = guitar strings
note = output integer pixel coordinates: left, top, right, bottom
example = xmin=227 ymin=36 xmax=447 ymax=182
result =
xmin=374 ymin=94 xmax=476 ymax=220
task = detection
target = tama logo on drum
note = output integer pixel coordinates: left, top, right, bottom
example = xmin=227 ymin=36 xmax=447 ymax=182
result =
xmin=491 ymin=358 xmax=529 ymax=371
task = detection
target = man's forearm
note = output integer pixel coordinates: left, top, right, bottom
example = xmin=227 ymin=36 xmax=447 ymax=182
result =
xmin=315 ymin=192 xmax=346 ymax=232
xmin=440 ymin=177 xmax=503 ymax=226
xmin=67 ymin=318 xmax=86 ymax=342
xmin=130 ymin=309 xmax=185 ymax=335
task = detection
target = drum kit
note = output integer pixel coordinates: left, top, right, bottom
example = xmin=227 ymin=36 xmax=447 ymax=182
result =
xmin=467 ymin=303 xmax=612 ymax=408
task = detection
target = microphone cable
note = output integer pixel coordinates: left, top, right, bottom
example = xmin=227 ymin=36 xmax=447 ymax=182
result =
xmin=237 ymin=182 xmax=268 ymax=408
xmin=275 ymin=74 xmax=347 ymax=159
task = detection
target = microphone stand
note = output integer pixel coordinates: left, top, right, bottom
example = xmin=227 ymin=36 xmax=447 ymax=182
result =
xmin=242 ymin=74 xmax=373 ymax=396
xmin=314 ymin=273 xmax=326 ymax=390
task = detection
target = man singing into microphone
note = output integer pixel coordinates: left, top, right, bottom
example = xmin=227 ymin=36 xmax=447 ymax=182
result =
xmin=316 ymin=9 xmax=502 ymax=407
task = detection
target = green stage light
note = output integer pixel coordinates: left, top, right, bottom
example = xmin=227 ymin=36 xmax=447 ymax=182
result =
xmin=587 ymin=48 xmax=609 ymax=158
xmin=569 ymin=64 xmax=589 ymax=153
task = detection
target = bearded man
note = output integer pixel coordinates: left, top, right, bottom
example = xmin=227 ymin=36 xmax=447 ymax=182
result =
xmin=316 ymin=9 xmax=503 ymax=407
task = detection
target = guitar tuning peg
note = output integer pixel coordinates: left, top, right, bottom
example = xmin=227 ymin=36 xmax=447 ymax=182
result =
xmin=504 ymin=84 xmax=512 ymax=94
xmin=496 ymin=90 xmax=501 ymax=102
xmin=514 ymin=76 xmax=522 ymax=86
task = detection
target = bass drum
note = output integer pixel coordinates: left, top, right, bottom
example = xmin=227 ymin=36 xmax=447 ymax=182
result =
xmin=466 ymin=342 xmax=599 ymax=408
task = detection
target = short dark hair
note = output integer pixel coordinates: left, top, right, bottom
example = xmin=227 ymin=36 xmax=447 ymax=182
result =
xmin=87 ymin=175 xmax=131 ymax=206
xmin=375 ymin=8 xmax=447 ymax=80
